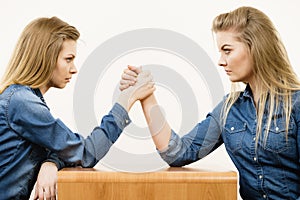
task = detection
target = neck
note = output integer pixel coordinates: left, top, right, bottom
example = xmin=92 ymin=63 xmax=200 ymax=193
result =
xmin=39 ymin=85 xmax=50 ymax=95
xmin=248 ymin=79 xmax=261 ymax=108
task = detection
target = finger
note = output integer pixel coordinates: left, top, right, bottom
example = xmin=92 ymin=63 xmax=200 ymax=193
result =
xmin=135 ymin=81 xmax=155 ymax=93
xmin=123 ymin=68 xmax=138 ymax=77
xmin=144 ymin=82 xmax=155 ymax=89
xmin=37 ymin=187 xmax=44 ymax=200
xmin=138 ymin=70 xmax=152 ymax=79
xmin=119 ymin=83 xmax=129 ymax=91
xmin=44 ymin=187 xmax=51 ymax=200
xmin=128 ymin=65 xmax=142 ymax=74
xmin=147 ymin=82 xmax=156 ymax=92
xmin=50 ymin=184 xmax=57 ymax=200
xmin=137 ymin=83 xmax=156 ymax=100
xmin=120 ymin=79 xmax=135 ymax=86
xmin=33 ymin=186 xmax=38 ymax=200
xmin=137 ymin=74 xmax=153 ymax=85
xmin=122 ymin=73 xmax=137 ymax=82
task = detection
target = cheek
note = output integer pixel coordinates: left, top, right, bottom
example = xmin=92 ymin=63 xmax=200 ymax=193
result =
xmin=228 ymin=53 xmax=241 ymax=69
xmin=234 ymin=52 xmax=252 ymax=70
xmin=50 ymin=69 xmax=63 ymax=84
xmin=55 ymin=62 xmax=67 ymax=75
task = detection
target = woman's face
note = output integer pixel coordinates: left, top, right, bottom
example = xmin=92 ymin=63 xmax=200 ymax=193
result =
xmin=216 ymin=30 xmax=254 ymax=84
xmin=49 ymin=39 xmax=77 ymax=89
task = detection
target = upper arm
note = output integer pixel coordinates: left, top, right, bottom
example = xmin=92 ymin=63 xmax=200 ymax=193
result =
xmin=7 ymin=89 xmax=81 ymax=152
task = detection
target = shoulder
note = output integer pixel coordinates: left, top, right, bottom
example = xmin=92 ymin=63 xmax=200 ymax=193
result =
xmin=1 ymin=84 xmax=34 ymax=104
xmin=5 ymin=85 xmax=45 ymax=114
xmin=291 ymin=90 xmax=300 ymax=119
xmin=292 ymin=90 xmax=300 ymax=101
xmin=6 ymin=85 xmax=37 ymax=104
xmin=4 ymin=84 xmax=33 ymax=95
xmin=6 ymin=85 xmax=52 ymax=124
xmin=292 ymin=90 xmax=300 ymax=96
xmin=292 ymin=90 xmax=300 ymax=106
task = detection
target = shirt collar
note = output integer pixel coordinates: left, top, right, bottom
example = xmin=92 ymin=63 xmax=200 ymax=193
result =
xmin=241 ymin=84 xmax=253 ymax=99
xmin=33 ymin=88 xmax=46 ymax=104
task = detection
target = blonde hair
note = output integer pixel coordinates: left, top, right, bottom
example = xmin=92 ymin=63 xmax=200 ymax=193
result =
xmin=212 ymin=6 xmax=300 ymax=147
xmin=0 ymin=16 xmax=80 ymax=93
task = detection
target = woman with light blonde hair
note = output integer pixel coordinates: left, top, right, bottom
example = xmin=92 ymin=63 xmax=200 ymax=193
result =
xmin=121 ymin=6 xmax=300 ymax=199
xmin=0 ymin=16 xmax=155 ymax=199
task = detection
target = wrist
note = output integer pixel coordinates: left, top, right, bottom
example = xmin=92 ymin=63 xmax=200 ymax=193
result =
xmin=41 ymin=161 xmax=58 ymax=171
xmin=43 ymin=161 xmax=57 ymax=166
xmin=116 ymin=92 xmax=135 ymax=112
xmin=141 ymin=94 xmax=156 ymax=106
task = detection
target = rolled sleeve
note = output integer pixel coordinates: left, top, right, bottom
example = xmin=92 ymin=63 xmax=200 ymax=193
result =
xmin=157 ymin=101 xmax=224 ymax=167
xmin=44 ymin=151 xmax=65 ymax=170
xmin=158 ymin=130 xmax=182 ymax=164
xmin=111 ymin=103 xmax=131 ymax=131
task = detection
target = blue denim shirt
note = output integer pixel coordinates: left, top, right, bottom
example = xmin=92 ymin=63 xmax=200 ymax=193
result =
xmin=159 ymin=85 xmax=300 ymax=200
xmin=0 ymin=84 xmax=131 ymax=200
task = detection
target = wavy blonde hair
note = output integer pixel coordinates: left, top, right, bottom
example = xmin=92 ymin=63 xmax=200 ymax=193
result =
xmin=212 ymin=6 xmax=300 ymax=147
xmin=0 ymin=16 xmax=80 ymax=93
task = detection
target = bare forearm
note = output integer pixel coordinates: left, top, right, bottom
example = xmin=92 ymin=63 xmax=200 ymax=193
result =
xmin=140 ymin=94 xmax=171 ymax=151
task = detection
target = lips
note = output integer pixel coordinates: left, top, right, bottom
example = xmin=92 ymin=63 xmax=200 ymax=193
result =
xmin=225 ymin=70 xmax=232 ymax=74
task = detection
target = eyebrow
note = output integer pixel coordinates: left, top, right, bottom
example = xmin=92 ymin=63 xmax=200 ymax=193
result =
xmin=66 ymin=54 xmax=76 ymax=58
xmin=220 ymin=44 xmax=232 ymax=49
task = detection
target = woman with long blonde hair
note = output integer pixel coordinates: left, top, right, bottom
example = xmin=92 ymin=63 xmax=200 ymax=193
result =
xmin=121 ymin=6 xmax=300 ymax=199
xmin=0 ymin=16 xmax=155 ymax=199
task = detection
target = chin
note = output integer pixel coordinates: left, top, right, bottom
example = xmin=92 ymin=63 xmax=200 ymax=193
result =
xmin=229 ymin=77 xmax=241 ymax=82
xmin=54 ymin=85 xmax=67 ymax=89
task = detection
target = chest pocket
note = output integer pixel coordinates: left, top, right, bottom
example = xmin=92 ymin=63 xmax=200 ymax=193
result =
xmin=264 ymin=121 xmax=295 ymax=153
xmin=224 ymin=121 xmax=247 ymax=153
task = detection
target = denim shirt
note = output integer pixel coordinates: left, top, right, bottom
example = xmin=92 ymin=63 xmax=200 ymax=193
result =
xmin=159 ymin=85 xmax=300 ymax=200
xmin=0 ymin=84 xmax=131 ymax=200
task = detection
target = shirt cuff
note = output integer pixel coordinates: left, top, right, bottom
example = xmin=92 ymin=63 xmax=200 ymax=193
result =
xmin=111 ymin=103 xmax=131 ymax=130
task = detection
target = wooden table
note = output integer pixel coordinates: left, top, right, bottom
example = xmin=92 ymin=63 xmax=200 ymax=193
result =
xmin=57 ymin=167 xmax=237 ymax=200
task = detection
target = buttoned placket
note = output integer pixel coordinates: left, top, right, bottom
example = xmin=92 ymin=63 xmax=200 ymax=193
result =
xmin=251 ymin=134 xmax=268 ymax=199
xmin=248 ymin=94 xmax=268 ymax=200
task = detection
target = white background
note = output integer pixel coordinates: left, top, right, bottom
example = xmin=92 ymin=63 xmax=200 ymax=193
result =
xmin=1 ymin=0 xmax=299 ymax=199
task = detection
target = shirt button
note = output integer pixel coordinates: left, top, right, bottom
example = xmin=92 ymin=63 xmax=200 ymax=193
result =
xmin=253 ymin=137 xmax=256 ymax=141
xmin=275 ymin=127 xmax=279 ymax=132
xmin=259 ymin=175 xmax=263 ymax=179
xmin=253 ymin=157 xmax=257 ymax=161
xmin=263 ymin=194 xmax=267 ymax=198
xmin=231 ymin=127 xmax=235 ymax=131
xmin=125 ymin=119 xmax=129 ymax=124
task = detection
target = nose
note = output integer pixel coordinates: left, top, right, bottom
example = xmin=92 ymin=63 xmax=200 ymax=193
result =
xmin=218 ymin=55 xmax=227 ymax=67
xmin=70 ymin=63 xmax=78 ymax=74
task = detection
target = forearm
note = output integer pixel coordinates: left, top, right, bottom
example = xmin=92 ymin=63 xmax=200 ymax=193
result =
xmin=140 ymin=94 xmax=171 ymax=151
xmin=44 ymin=103 xmax=130 ymax=167
xmin=80 ymin=103 xmax=131 ymax=167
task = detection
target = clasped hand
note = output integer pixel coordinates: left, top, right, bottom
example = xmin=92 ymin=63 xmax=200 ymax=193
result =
xmin=117 ymin=65 xmax=155 ymax=111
